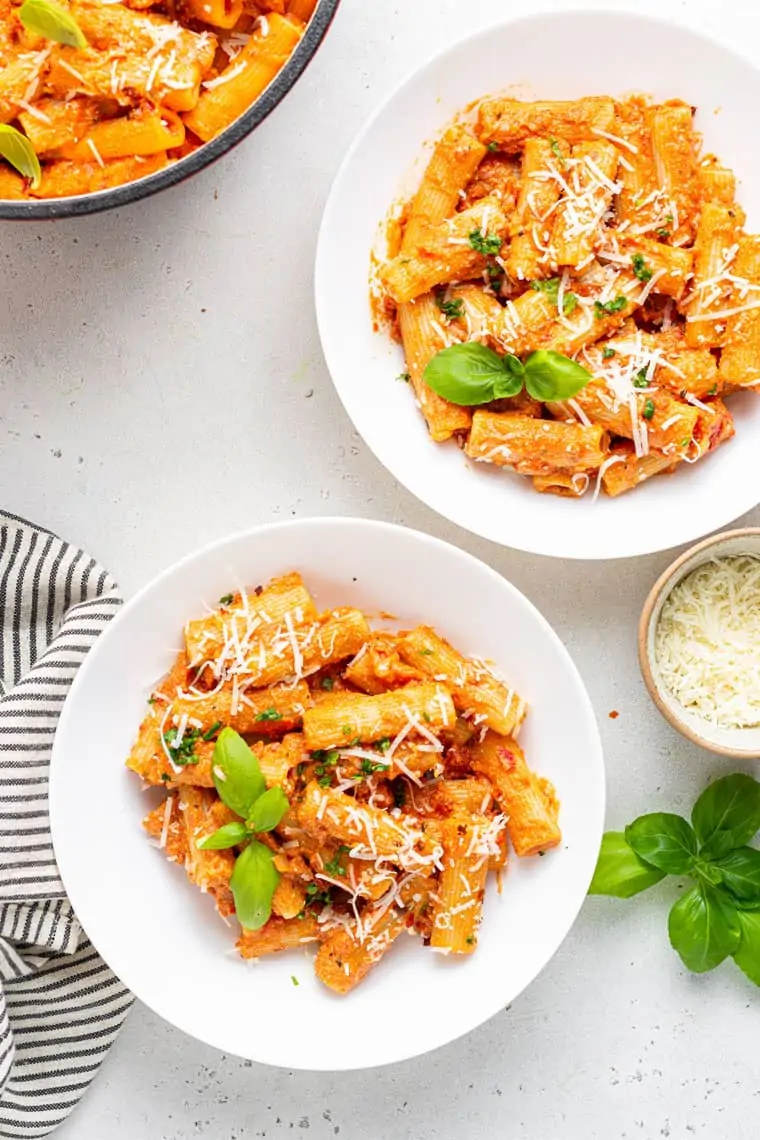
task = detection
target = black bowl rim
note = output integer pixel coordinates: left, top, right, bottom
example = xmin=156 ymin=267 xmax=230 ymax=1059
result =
xmin=0 ymin=0 xmax=341 ymax=221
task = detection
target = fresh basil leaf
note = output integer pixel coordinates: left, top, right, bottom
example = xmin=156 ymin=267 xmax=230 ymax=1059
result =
xmin=197 ymin=821 xmax=250 ymax=851
xmin=694 ymin=859 xmax=723 ymax=887
xmin=0 ymin=125 xmax=41 ymax=189
xmin=668 ymin=884 xmax=740 ymax=973
xmin=588 ymin=832 xmax=666 ymax=898
xmin=230 ymin=839 xmax=280 ymax=931
xmin=523 ymin=350 xmax=593 ymax=402
xmin=692 ymin=774 xmax=760 ymax=860
xmin=19 ymin=0 xmax=87 ymax=46
xmin=625 ymin=813 xmax=697 ymax=874
xmin=423 ymin=343 xmax=523 ymax=406
xmin=247 ymin=786 xmax=289 ymax=833
xmin=733 ymin=909 xmax=760 ymax=985
xmin=733 ymin=894 xmax=760 ymax=912
xmin=212 ymin=727 xmax=266 ymax=820
xmin=713 ymin=847 xmax=760 ymax=901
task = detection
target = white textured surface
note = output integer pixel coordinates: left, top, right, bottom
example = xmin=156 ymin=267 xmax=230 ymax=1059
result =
xmin=1 ymin=0 xmax=759 ymax=1135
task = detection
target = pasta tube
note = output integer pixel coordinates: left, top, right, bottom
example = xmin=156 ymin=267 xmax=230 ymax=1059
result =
xmin=465 ymin=412 xmax=608 ymax=477
xmin=477 ymin=97 xmax=616 ymax=152
xmin=397 ymin=625 xmax=526 ymax=737
xmin=183 ymin=15 xmax=303 ymax=141
xmin=470 ymin=732 xmax=561 ymax=856
xmin=302 ymin=682 xmax=455 ymax=750
xmin=718 ymin=237 xmax=760 ymax=389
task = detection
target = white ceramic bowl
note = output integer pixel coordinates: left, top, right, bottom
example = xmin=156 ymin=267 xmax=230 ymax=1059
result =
xmin=51 ymin=518 xmax=604 ymax=1070
xmin=639 ymin=528 xmax=760 ymax=759
xmin=315 ymin=11 xmax=760 ymax=560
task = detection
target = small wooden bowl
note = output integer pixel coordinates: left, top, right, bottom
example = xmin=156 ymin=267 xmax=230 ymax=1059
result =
xmin=639 ymin=528 xmax=760 ymax=759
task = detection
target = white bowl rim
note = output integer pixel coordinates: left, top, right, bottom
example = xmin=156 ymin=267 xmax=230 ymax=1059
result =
xmin=315 ymin=8 xmax=760 ymax=561
xmin=50 ymin=515 xmax=606 ymax=1068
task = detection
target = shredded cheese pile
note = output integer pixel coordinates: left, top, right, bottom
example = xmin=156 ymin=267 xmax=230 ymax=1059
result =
xmin=655 ymin=555 xmax=760 ymax=729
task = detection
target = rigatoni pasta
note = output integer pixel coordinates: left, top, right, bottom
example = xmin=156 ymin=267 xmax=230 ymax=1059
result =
xmin=127 ymin=571 xmax=561 ymax=993
xmin=374 ymin=93 xmax=760 ymax=498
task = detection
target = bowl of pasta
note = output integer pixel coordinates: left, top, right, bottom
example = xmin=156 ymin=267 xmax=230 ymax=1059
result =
xmin=316 ymin=11 xmax=760 ymax=559
xmin=0 ymin=0 xmax=340 ymax=218
xmin=50 ymin=517 xmax=604 ymax=1069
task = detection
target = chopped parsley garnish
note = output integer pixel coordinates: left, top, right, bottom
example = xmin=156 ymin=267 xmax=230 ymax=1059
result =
xmin=162 ymin=727 xmax=201 ymax=766
xmin=419 ymin=648 xmax=434 ymax=656
xmin=594 ymin=296 xmax=628 ymax=319
xmin=341 ymin=725 xmax=353 ymax=736
xmin=291 ymin=975 xmax=299 ymax=986
xmin=201 ymin=720 xmax=222 ymax=741
xmin=377 ymin=738 xmax=391 ymax=754
xmin=147 ymin=696 xmax=157 ymax=706
xmin=655 ymin=227 xmax=671 ymax=240
xmin=396 ymin=371 xmax=411 ymax=383
xmin=633 ymin=368 xmax=650 ymax=389
xmin=393 ymin=782 xmax=407 ymax=808
xmin=468 ymin=228 xmax=502 ymax=255
xmin=312 ymin=749 xmax=339 ymax=765
xmin=530 ymin=277 xmax=578 ymax=315
xmin=602 ymin=347 xmax=616 ymax=360
xmin=255 ymin=708 xmax=282 ymax=722
xmin=360 ymin=758 xmax=389 ymax=776
xmin=465 ymin=935 xmax=475 ymax=945
xmin=219 ymin=593 xmax=234 ymax=605
xmin=631 ymin=253 xmax=653 ymax=282
xmin=160 ymin=773 xmax=170 ymax=782
xmin=643 ymin=399 xmax=656 ymax=420
xmin=436 ymin=294 xmax=464 ymax=321
xmin=486 ymin=264 xmax=503 ymax=283
xmin=486 ymin=141 xmax=499 ymax=153
xmin=422 ymin=711 xmax=431 ymax=724
xmin=549 ymin=137 xmax=563 ymax=162
xmin=319 ymin=676 xmax=335 ymax=691
xmin=317 ymin=774 xmax=333 ymax=787
xmin=323 ymin=846 xmax=351 ymax=876
xmin=708 ymin=383 xmax=718 ymax=396
xmin=305 ymin=882 xmax=331 ymax=907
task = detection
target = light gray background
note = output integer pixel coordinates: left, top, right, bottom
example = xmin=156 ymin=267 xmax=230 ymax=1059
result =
xmin=2 ymin=0 xmax=760 ymax=1135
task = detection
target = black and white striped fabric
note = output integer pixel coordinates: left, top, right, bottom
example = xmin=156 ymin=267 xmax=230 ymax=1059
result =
xmin=0 ymin=511 xmax=133 ymax=1138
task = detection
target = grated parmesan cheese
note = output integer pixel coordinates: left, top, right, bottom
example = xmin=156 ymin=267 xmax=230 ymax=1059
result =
xmin=655 ymin=555 xmax=760 ymax=728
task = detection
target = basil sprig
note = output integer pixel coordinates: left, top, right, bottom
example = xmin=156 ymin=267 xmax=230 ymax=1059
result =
xmin=423 ymin=343 xmax=593 ymax=406
xmin=19 ymin=0 xmax=87 ymax=47
xmin=589 ymin=774 xmax=760 ymax=983
xmin=197 ymin=727 xmax=289 ymax=930
xmin=0 ymin=125 xmax=41 ymax=189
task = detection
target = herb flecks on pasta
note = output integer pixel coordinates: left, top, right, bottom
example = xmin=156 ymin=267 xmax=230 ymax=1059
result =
xmin=128 ymin=572 xmax=560 ymax=994
xmin=374 ymin=95 xmax=758 ymax=499
xmin=0 ymin=0 xmax=316 ymax=200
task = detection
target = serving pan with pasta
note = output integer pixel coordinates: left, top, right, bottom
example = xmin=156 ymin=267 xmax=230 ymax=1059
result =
xmin=0 ymin=0 xmax=339 ymax=212
xmin=316 ymin=12 xmax=760 ymax=558
xmin=127 ymin=570 xmax=560 ymax=993
xmin=50 ymin=519 xmax=603 ymax=1067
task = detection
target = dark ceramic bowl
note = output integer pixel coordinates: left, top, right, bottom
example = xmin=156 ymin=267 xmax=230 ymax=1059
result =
xmin=0 ymin=0 xmax=341 ymax=221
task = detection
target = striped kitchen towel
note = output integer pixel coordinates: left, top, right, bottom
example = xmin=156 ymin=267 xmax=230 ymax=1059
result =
xmin=0 ymin=511 xmax=133 ymax=1139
